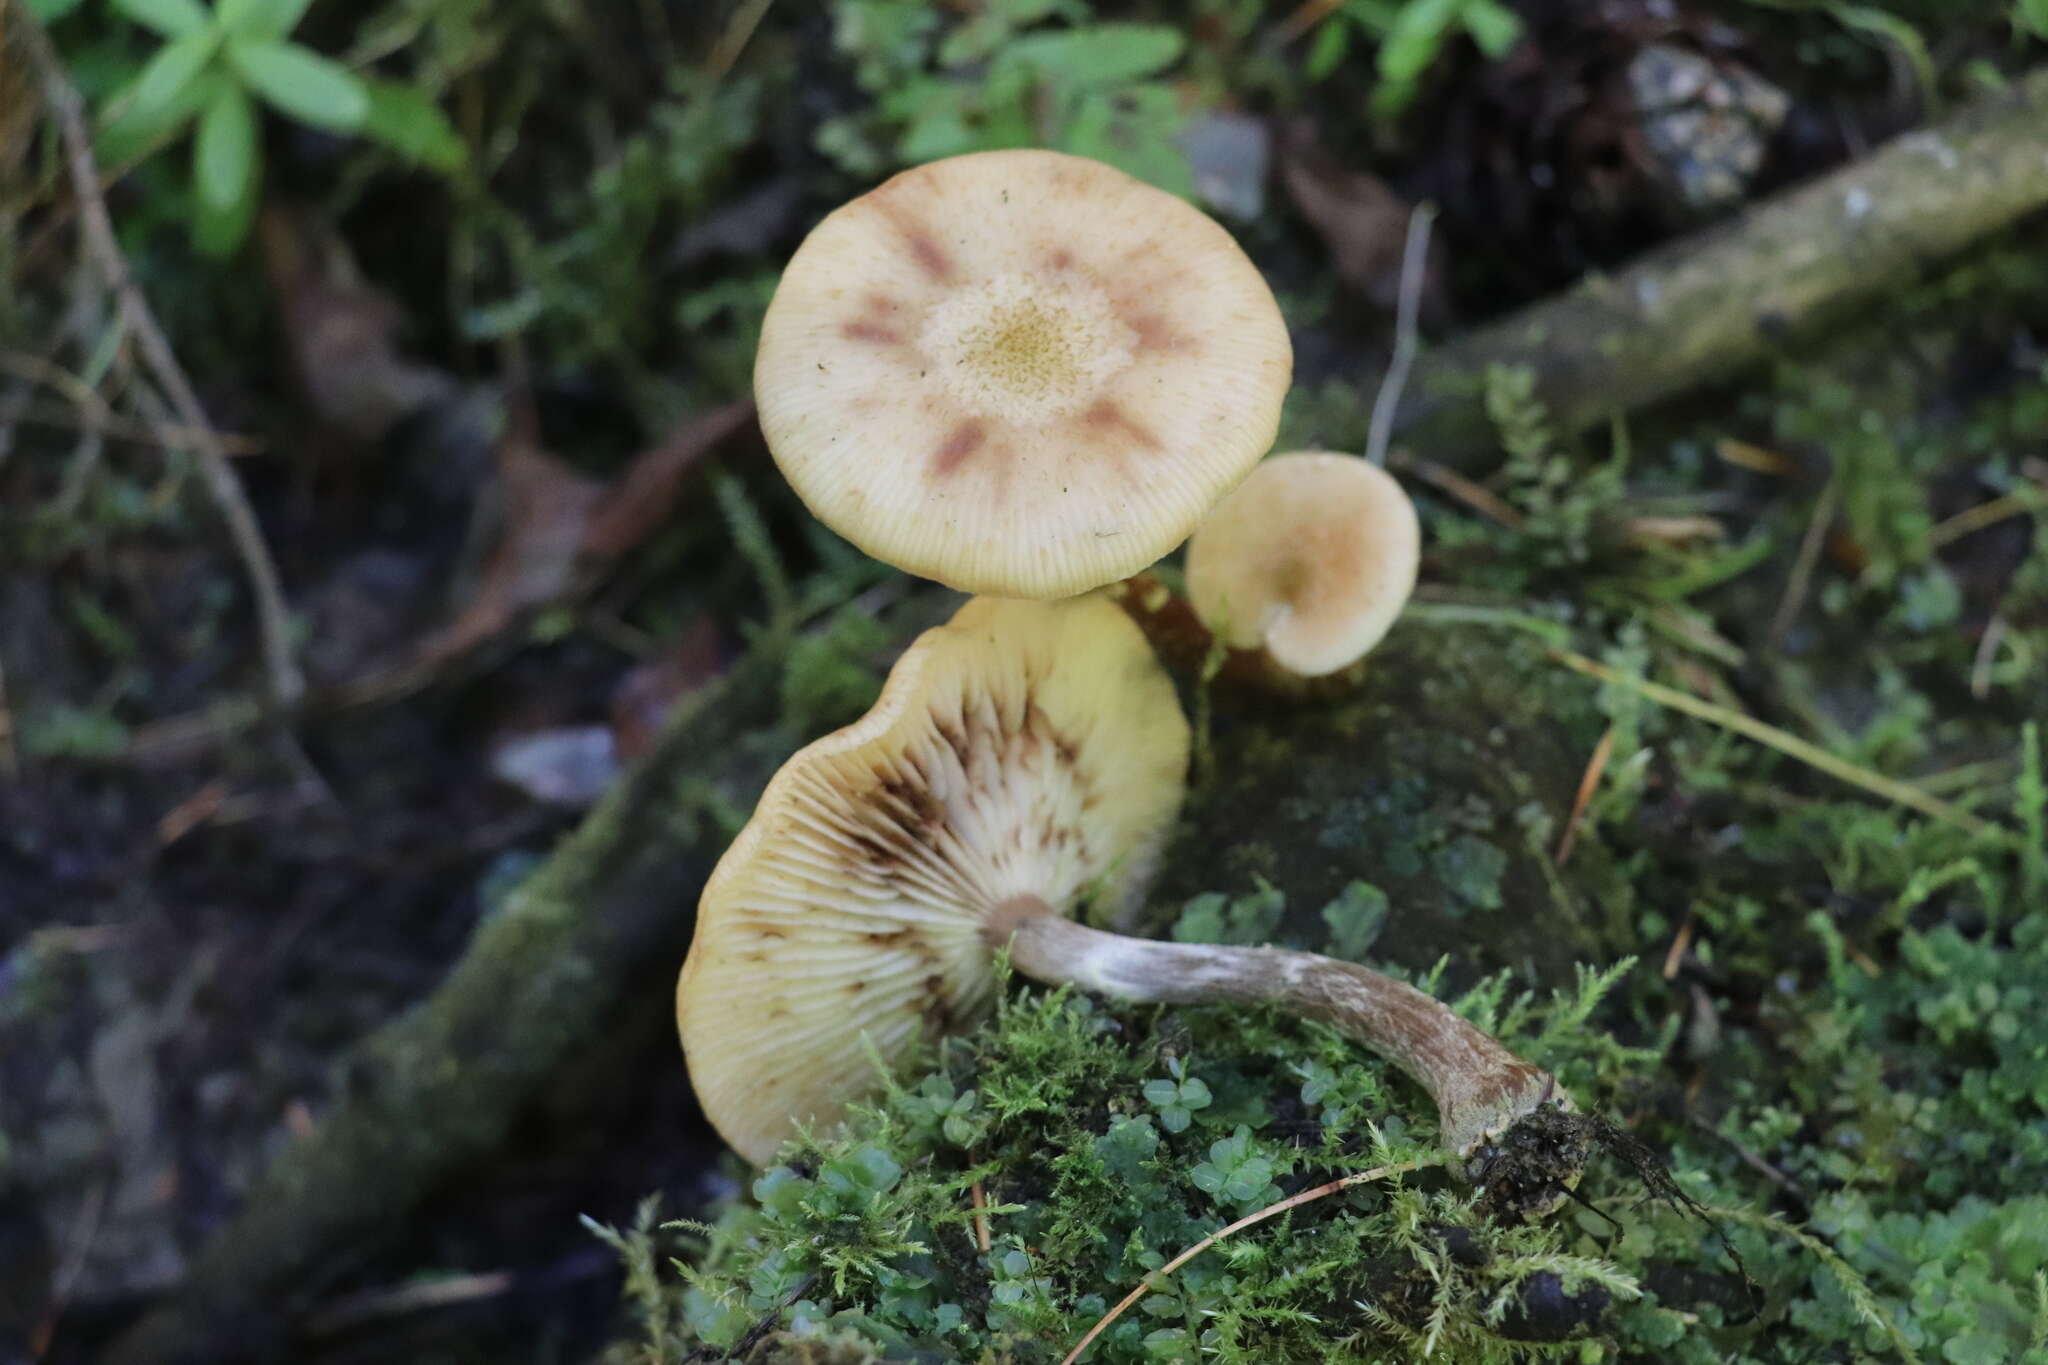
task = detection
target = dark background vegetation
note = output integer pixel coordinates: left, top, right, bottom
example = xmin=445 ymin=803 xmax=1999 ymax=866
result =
xmin=3 ymin=0 xmax=2046 ymax=1361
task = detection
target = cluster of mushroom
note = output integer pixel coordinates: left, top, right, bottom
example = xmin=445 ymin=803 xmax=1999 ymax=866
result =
xmin=678 ymin=151 xmax=1575 ymax=1212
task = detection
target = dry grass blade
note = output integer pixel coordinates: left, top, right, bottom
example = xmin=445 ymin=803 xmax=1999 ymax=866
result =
xmin=970 ymin=1180 xmax=992 ymax=1255
xmin=1555 ymin=725 xmax=1616 ymax=866
xmin=1926 ymin=485 xmax=2044 ymax=550
xmin=304 ymin=1270 xmax=517 ymax=1337
xmin=1365 ymin=202 xmax=1438 ymax=468
xmin=1390 ymin=450 xmax=1528 ymax=530
xmin=22 ymin=18 xmax=304 ymax=706
xmin=1550 ymin=649 xmax=2001 ymax=839
xmin=1770 ymin=474 xmax=1840 ymax=648
xmin=1059 ymin=1158 xmax=1431 ymax=1365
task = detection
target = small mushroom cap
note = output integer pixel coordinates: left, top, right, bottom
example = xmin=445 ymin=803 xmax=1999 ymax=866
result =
xmin=676 ymin=594 xmax=1189 ymax=1166
xmin=755 ymin=150 xmax=1293 ymax=600
xmin=1184 ymin=451 xmax=1421 ymax=677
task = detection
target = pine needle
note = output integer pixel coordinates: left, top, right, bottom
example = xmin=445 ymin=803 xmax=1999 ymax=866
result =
xmin=1059 ymin=1158 xmax=1434 ymax=1364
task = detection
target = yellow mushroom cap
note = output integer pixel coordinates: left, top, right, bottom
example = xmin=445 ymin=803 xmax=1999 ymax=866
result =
xmin=754 ymin=150 xmax=1293 ymax=600
xmin=1184 ymin=451 xmax=1421 ymax=677
xmin=676 ymin=594 xmax=1190 ymax=1166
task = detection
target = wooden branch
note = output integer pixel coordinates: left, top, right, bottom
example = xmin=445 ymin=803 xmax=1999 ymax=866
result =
xmin=1393 ymin=67 xmax=2048 ymax=467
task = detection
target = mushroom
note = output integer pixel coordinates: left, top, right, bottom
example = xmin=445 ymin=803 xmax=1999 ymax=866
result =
xmin=677 ymin=595 xmax=1578 ymax=1211
xmin=753 ymin=150 xmax=1293 ymax=600
xmin=1184 ymin=451 xmax=1421 ymax=678
xmin=675 ymin=592 xmax=1190 ymax=1167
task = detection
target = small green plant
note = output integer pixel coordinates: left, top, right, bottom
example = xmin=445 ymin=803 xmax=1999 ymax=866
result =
xmin=1186 ymin=1124 xmax=1283 ymax=1212
xmin=820 ymin=1 xmax=1198 ymax=193
xmin=1170 ymin=880 xmax=1285 ymax=947
xmin=83 ymin=0 xmax=463 ymax=254
xmin=1304 ymin=0 xmax=1523 ymax=116
xmin=1141 ymin=1057 xmax=1214 ymax=1134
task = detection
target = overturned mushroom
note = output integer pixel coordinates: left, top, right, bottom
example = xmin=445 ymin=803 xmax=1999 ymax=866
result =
xmin=753 ymin=150 xmax=1293 ymax=600
xmin=676 ymin=595 xmax=1578 ymax=1211
xmin=1185 ymin=451 xmax=1421 ymax=678
xmin=676 ymin=593 xmax=1189 ymax=1166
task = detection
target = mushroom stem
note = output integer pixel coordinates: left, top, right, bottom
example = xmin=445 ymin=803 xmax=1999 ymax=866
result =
xmin=999 ymin=905 xmax=1569 ymax=1170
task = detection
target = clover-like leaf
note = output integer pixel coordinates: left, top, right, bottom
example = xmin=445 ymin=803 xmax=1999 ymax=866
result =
xmin=111 ymin=0 xmax=211 ymax=39
xmin=129 ymin=29 xmax=221 ymax=126
xmin=192 ymin=82 xmax=259 ymax=256
xmin=216 ymin=0 xmax=315 ymax=40
xmin=226 ymin=39 xmax=368 ymax=132
xmin=96 ymin=65 xmax=224 ymax=166
xmin=359 ymin=79 xmax=468 ymax=171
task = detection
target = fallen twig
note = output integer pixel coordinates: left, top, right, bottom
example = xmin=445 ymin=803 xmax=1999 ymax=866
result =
xmin=969 ymin=1180 xmax=992 ymax=1255
xmin=1927 ymin=484 xmax=2045 ymax=550
xmin=23 ymin=17 xmax=304 ymax=707
xmin=1396 ymin=68 xmax=2048 ymax=468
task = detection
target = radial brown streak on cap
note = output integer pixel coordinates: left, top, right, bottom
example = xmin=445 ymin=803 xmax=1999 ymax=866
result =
xmin=907 ymin=232 xmax=953 ymax=280
xmin=841 ymin=320 xmax=903 ymax=345
xmin=1082 ymin=399 xmax=1162 ymax=451
xmin=874 ymin=196 xmax=955 ymax=282
xmin=931 ymin=419 xmax=989 ymax=476
xmin=1128 ymin=313 xmax=1184 ymax=354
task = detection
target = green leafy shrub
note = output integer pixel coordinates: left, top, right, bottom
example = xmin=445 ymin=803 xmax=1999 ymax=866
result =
xmin=65 ymin=0 xmax=463 ymax=254
xmin=1302 ymin=0 xmax=1523 ymax=115
xmin=819 ymin=1 xmax=1198 ymax=194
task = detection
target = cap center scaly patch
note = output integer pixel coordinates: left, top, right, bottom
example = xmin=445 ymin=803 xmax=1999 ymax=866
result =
xmin=918 ymin=273 xmax=1138 ymax=425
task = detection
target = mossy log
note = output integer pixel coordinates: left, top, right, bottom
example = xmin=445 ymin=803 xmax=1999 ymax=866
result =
xmin=1395 ymin=66 xmax=2048 ymax=468
xmin=109 ymin=614 xmax=1625 ymax=1363
xmin=104 ymin=643 xmax=804 ymax=1365
xmin=1147 ymin=622 xmax=1623 ymax=985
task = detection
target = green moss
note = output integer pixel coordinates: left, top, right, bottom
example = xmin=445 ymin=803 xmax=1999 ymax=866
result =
xmin=608 ymin=962 xmax=1665 ymax=1365
xmin=604 ymin=224 xmax=2048 ymax=1365
xmin=607 ymin=849 xmax=2048 ymax=1361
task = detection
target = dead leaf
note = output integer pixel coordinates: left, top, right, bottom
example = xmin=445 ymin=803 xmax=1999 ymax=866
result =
xmin=330 ymin=398 xmax=754 ymax=702
xmin=1277 ymin=121 xmax=1448 ymax=322
xmin=414 ymin=409 xmax=607 ymax=665
xmin=257 ymin=205 xmax=454 ymax=447
xmin=609 ymin=614 xmax=728 ymax=762
xmin=580 ymin=398 xmax=756 ymax=558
